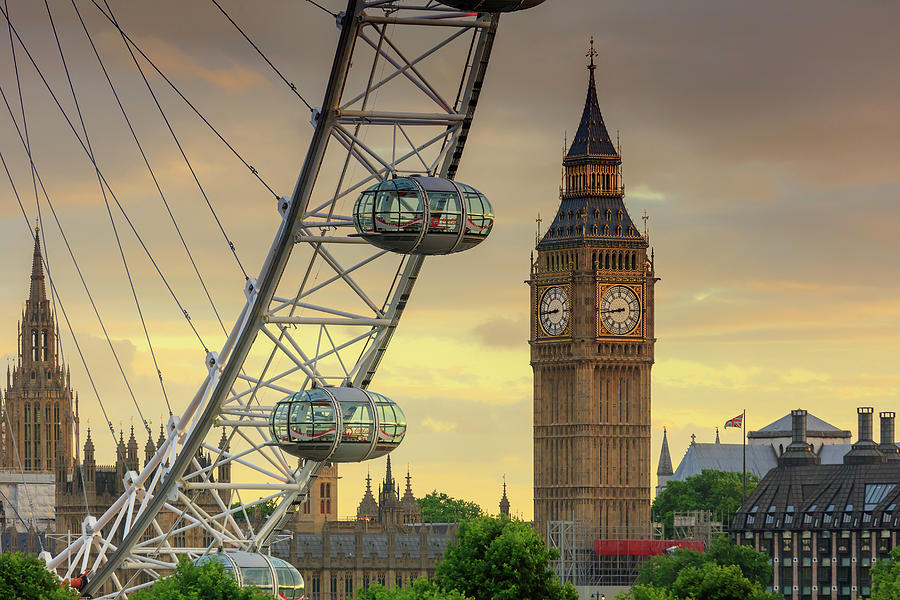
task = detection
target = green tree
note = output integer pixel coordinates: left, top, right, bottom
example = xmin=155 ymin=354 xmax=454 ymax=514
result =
xmin=652 ymin=469 xmax=758 ymax=537
xmin=615 ymin=584 xmax=677 ymax=600
xmin=871 ymin=547 xmax=900 ymax=600
xmin=633 ymin=537 xmax=777 ymax=600
xmin=435 ymin=516 xmax=578 ymax=600
xmin=417 ymin=491 xmax=483 ymax=523
xmin=0 ymin=552 xmax=79 ymax=600
xmin=354 ymin=578 xmax=471 ymax=600
xmin=671 ymin=563 xmax=777 ymax=600
xmin=130 ymin=556 xmax=274 ymax=600
xmin=231 ymin=498 xmax=279 ymax=522
xmin=704 ymin=535 xmax=770 ymax=587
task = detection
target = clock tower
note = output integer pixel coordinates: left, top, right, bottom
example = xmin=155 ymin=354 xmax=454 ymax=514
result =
xmin=530 ymin=42 xmax=656 ymax=539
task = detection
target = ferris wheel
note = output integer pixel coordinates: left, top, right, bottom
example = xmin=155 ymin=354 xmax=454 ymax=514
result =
xmin=0 ymin=0 xmax=545 ymax=597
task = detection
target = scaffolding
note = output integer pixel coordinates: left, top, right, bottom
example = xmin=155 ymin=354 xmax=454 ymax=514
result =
xmin=548 ymin=521 xmax=667 ymax=587
xmin=672 ymin=510 xmax=723 ymax=544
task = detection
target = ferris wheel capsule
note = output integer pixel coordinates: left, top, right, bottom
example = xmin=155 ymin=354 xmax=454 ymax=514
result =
xmin=437 ymin=0 xmax=547 ymax=12
xmin=270 ymin=387 xmax=407 ymax=463
xmin=194 ymin=552 xmax=304 ymax=599
xmin=352 ymin=176 xmax=494 ymax=255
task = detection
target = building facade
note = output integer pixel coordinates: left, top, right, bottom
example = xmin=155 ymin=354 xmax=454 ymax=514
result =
xmin=530 ymin=44 xmax=656 ymax=538
xmin=732 ymin=408 xmax=900 ymax=600
xmin=275 ymin=458 xmax=482 ymax=600
xmin=1 ymin=230 xmax=79 ymax=475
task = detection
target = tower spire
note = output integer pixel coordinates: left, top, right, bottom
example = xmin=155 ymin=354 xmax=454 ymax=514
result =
xmin=30 ymin=227 xmax=47 ymax=303
xmin=657 ymin=427 xmax=673 ymax=477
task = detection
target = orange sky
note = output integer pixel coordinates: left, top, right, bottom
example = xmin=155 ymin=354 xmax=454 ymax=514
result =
xmin=3 ymin=1 xmax=900 ymax=520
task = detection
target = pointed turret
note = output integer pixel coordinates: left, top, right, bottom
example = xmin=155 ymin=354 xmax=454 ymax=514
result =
xmin=656 ymin=428 xmax=674 ymax=497
xmin=357 ymin=471 xmax=379 ymax=522
xmin=499 ymin=476 xmax=510 ymax=517
xmin=218 ymin=428 xmax=231 ymax=483
xmin=565 ymin=39 xmax=618 ymax=161
xmin=29 ymin=227 xmax=47 ymax=303
xmin=144 ymin=427 xmax=156 ymax=470
xmin=715 ymin=427 xmax=720 ymax=444
xmin=400 ymin=467 xmax=421 ymax=524
xmin=537 ymin=39 xmax=644 ymax=251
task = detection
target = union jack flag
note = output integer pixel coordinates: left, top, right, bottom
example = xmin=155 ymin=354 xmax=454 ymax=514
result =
xmin=724 ymin=413 xmax=743 ymax=428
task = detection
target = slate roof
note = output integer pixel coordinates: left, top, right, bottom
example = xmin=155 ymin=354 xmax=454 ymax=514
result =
xmin=749 ymin=412 xmax=851 ymax=439
xmin=536 ymin=196 xmax=646 ymax=250
xmin=565 ymin=68 xmax=618 ymax=161
xmin=672 ymin=443 xmax=779 ymax=481
xmin=733 ymin=461 xmax=900 ymax=532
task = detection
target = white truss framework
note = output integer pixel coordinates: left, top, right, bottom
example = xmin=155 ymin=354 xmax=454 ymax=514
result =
xmin=45 ymin=1 xmax=504 ymax=597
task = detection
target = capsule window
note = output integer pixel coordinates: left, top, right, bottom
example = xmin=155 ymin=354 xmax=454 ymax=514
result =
xmin=340 ymin=401 xmax=373 ymax=443
xmin=241 ymin=568 xmax=274 ymax=594
xmin=459 ymin=184 xmax=494 ymax=236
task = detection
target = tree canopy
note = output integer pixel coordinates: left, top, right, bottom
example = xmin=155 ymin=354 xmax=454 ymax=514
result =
xmin=871 ymin=547 xmax=900 ymax=600
xmin=354 ymin=579 xmax=471 ymax=600
xmin=652 ymin=469 xmax=758 ymax=536
xmin=0 ymin=552 xmax=79 ymax=600
xmin=435 ymin=516 xmax=578 ymax=600
xmin=417 ymin=491 xmax=483 ymax=523
xmin=626 ymin=536 xmax=777 ymax=600
xmin=130 ymin=556 xmax=274 ymax=600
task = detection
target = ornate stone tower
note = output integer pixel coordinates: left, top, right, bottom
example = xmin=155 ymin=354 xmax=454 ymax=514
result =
xmin=1 ymin=229 xmax=79 ymax=473
xmin=530 ymin=42 xmax=656 ymax=538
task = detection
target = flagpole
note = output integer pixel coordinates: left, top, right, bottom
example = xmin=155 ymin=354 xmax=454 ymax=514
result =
xmin=742 ymin=408 xmax=747 ymax=503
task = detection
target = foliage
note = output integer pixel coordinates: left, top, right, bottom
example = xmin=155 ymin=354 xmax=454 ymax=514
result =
xmin=353 ymin=579 xmax=471 ymax=600
xmin=435 ymin=516 xmax=578 ymax=600
xmin=130 ymin=556 xmax=274 ymax=600
xmin=704 ymin=535 xmax=770 ymax=586
xmin=417 ymin=491 xmax=483 ymax=523
xmin=632 ymin=537 xmax=778 ymax=600
xmin=615 ymin=584 xmax=677 ymax=600
xmin=230 ymin=498 xmax=278 ymax=522
xmin=652 ymin=469 xmax=758 ymax=537
xmin=671 ymin=563 xmax=776 ymax=600
xmin=871 ymin=547 xmax=900 ymax=600
xmin=0 ymin=552 xmax=79 ymax=600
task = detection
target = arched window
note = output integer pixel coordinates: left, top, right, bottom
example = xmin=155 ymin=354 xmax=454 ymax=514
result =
xmin=594 ymin=208 xmax=600 ymax=220
xmin=617 ymin=210 xmax=623 ymax=220
xmin=605 ymin=209 xmax=611 ymax=220
xmin=32 ymin=330 xmax=39 ymax=361
xmin=604 ymin=253 xmax=610 ymax=269
xmin=41 ymin=330 xmax=48 ymax=361
xmin=603 ymin=224 xmax=609 ymax=235
xmin=592 ymin=225 xmax=598 ymax=236
xmin=617 ymin=225 xmax=623 ymax=236
xmin=618 ymin=253 xmax=624 ymax=269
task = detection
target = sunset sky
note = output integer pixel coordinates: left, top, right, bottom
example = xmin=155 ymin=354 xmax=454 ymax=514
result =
xmin=2 ymin=0 xmax=900 ymax=520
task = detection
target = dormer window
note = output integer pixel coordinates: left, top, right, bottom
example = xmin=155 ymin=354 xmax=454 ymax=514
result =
xmin=603 ymin=224 xmax=609 ymax=235
xmin=605 ymin=209 xmax=611 ymax=220
xmin=617 ymin=209 xmax=623 ymax=220
xmin=616 ymin=225 xmax=623 ymax=236
xmin=592 ymin=225 xmax=598 ymax=236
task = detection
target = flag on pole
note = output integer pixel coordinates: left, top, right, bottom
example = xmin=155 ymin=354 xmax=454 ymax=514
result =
xmin=724 ymin=414 xmax=743 ymax=428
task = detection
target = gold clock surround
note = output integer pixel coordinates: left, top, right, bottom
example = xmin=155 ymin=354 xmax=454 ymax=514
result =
xmin=597 ymin=282 xmax=643 ymax=338
xmin=536 ymin=284 xmax=572 ymax=338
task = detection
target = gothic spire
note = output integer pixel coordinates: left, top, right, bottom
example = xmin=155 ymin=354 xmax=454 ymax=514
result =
xmin=29 ymin=227 xmax=47 ymax=303
xmin=565 ymin=38 xmax=618 ymax=162
xmin=657 ymin=427 xmax=674 ymax=477
xmin=499 ymin=475 xmax=510 ymax=516
xmin=715 ymin=427 xmax=720 ymax=444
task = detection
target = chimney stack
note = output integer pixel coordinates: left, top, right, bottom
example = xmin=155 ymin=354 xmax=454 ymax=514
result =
xmin=779 ymin=409 xmax=819 ymax=466
xmin=879 ymin=412 xmax=900 ymax=460
xmin=844 ymin=407 xmax=886 ymax=465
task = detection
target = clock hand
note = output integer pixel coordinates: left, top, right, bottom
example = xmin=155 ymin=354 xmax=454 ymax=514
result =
xmin=600 ymin=308 xmax=626 ymax=314
xmin=540 ymin=309 xmax=560 ymax=316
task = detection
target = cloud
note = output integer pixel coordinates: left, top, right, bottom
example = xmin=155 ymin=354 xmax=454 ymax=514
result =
xmin=656 ymin=359 xmax=763 ymax=391
xmin=421 ymin=418 xmax=457 ymax=432
xmin=470 ymin=316 xmax=528 ymax=348
xmin=125 ymin=35 xmax=270 ymax=93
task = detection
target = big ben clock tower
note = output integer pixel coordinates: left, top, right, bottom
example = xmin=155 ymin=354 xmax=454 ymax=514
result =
xmin=530 ymin=41 xmax=656 ymax=539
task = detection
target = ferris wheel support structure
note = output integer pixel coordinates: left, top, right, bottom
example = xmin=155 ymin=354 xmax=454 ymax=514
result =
xmin=43 ymin=1 xmax=506 ymax=596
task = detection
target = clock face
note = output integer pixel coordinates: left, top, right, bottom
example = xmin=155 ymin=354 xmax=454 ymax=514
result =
xmin=600 ymin=285 xmax=641 ymax=335
xmin=539 ymin=287 xmax=570 ymax=337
